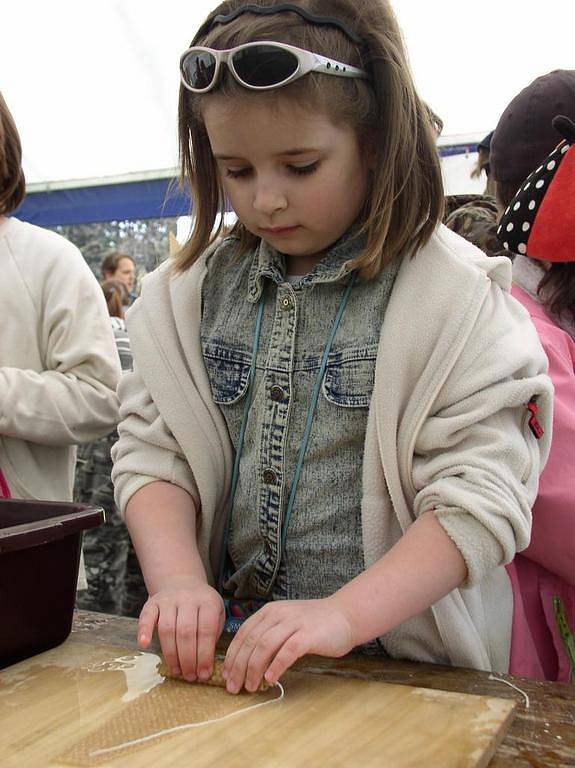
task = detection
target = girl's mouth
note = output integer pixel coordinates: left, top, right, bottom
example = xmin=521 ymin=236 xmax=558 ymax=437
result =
xmin=260 ymin=225 xmax=300 ymax=236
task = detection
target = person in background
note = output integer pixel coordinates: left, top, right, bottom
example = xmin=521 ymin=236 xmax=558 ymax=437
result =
xmin=101 ymin=251 xmax=137 ymax=305
xmin=493 ymin=112 xmax=575 ymax=682
xmin=0 ymin=90 xmax=119 ymax=517
xmin=112 ymin=0 xmax=551 ymax=692
xmin=470 ymin=131 xmax=497 ymax=197
xmin=101 ymin=279 xmax=132 ymax=370
xmin=491 ymin=70 xmax=575 ymax=212
xmin=75 ymin=278 xmax=148 ymax=617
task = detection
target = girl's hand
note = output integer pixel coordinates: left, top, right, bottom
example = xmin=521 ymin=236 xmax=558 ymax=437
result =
xmin=222 ymin=597 xmax=354 ymax=693
xmin=137 ymin=582 xmax=225 ymax=683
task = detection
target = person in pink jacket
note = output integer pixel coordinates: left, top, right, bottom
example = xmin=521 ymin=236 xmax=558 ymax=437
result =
xmin=495 ymin=111 xmax=575 ymax=681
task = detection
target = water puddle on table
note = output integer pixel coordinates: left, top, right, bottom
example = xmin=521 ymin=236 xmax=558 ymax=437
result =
xmin=0 ymin=643 xmax=279 ymax=767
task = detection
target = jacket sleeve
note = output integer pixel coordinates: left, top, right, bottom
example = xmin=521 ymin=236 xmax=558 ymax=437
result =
xmin=111 ymin=364 xmax=200 ymax=517
xmin=0 ymin=239 xmax=120 ymax=446
xmin=521 ymin=330 xmax=575 ymax=586
xmin=411 ymin=282 xmax=553 ymax=587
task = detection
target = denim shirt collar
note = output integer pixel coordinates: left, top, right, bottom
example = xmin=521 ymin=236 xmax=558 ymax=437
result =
xmin=247 ymin=230 xmax=366 ymax=303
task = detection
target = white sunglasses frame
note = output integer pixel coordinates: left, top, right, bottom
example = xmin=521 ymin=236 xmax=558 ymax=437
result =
xmin=179 ymin=40 xmax=368 ymax=93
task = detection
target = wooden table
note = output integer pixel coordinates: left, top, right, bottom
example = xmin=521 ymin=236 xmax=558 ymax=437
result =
xmin=69 ymin=610 xmax=575 ymax=767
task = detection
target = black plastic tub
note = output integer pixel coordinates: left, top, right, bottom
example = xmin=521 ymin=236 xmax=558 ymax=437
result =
xmin=0 ymin=499 xmax=104 ymax=668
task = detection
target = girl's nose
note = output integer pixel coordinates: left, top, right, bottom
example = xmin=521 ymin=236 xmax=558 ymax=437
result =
xmin=252 ymin=183 xmax=288 ymax=215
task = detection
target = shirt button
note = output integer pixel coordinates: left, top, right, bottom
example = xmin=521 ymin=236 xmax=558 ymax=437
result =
xmin=270 ymin=385 xmax=285 ymax=402
xmin=262 ymin=468 xmax=278 ymax=485
xmin=281 ymin=296 xmax=293 ymax=310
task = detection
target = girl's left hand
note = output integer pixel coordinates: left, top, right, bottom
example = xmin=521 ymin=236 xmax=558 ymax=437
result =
xmin=222 ymin=597 xmax=354 ymax=693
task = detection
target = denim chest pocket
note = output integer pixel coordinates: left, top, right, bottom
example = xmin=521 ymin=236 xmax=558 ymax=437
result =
xmin=202 ymin=341 xmax=251 ymax=405
xmin=322 ymin=345 xmax=378 ymax=408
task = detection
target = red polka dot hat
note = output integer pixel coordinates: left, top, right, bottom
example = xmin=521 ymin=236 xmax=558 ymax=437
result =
xmin=497 ymin=115 xmax=575 ymax=262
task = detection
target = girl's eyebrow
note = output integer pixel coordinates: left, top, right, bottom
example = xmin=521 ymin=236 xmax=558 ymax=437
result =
xmin=279 ymin=147 xmax=322 ymax=156
xmin=214 ymin=147 xmax=322 ymax=161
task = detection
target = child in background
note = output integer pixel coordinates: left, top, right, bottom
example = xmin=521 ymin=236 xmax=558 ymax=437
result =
xmin=100 ymin=279 xmax=132 ymax=371
xmin=112 ymin=0 xmax=552 ymax=693
xmin=496 ymin=115 xmax=575 ymax=681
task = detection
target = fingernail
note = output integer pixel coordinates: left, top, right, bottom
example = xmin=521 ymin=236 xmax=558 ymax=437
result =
xmin=198 ymin=668 xmax=210 ymax=681
xmin=221 ymin=668 xmax=228 ymax=680
xmin=184 ymin=673 xmax=197 ymax=682
xmin=227 ymin=682 xmax=239 ymax=695
xmin=172 ymin=667 xmax=181 ymax=676
xmin=138 ymin=633 xmax=147 ymax=645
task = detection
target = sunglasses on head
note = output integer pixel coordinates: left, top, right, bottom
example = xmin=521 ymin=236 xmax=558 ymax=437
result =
xmin=179 ymin=41 xmax=368 ymax=93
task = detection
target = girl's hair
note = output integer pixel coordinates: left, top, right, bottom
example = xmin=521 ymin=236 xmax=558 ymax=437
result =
xmin=101 ymin=279 xmax=128 ymax=318
xmin=101 ymin=250 xmax=135 ymax=279
xmin=537 ymin=264 xmax=575 ymax=325
xmin=0 ymin=91 xmax=26 ymax=215
xmin=176 ymin=0 xmax=444 ymax=278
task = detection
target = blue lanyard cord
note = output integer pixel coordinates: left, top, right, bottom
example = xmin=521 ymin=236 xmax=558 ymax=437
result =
xmin=217 ymin=296 xmax=265 ymax=592
xmin=217 ymin=270 xmax=357 ymax=595
xmin=280 ymin=271 xmax=357 ymax=552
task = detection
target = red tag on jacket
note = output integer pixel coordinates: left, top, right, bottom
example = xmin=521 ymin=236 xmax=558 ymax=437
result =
xmin=527 ymin=397 xmax=544 ymax=440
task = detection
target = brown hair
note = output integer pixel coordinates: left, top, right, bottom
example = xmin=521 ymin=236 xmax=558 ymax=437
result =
xmin=101 ymin=251 xmax=135 ymax=279
xmin=101 ymin=279 xmax=128 ymax=318
xmin=0 ymin=91 xmax=26 ymax=215
xmin=175 ymin=0 xmax=444 ymax=279
xmin=537 ymin=264 xmax=575 ymax=325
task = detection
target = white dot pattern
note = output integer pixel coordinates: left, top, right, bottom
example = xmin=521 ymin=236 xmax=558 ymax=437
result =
xmin=496 ymin=139 xmax=570 ymax=256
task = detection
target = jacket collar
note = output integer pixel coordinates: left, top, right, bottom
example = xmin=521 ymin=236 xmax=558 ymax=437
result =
xmin=247 ymin=230 xmax=366 ymax=303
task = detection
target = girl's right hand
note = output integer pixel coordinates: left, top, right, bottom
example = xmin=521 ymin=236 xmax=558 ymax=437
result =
xmin=137 ymin=582 xmax=225 ymax=682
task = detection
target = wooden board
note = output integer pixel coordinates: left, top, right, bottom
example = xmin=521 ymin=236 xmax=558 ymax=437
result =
xmin=0 ymin=641 xmax=515 ymax=768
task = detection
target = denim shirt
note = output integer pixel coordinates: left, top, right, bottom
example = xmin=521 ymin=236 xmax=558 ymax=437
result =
xmin=201 ymin=233 xmax=399 ymax=602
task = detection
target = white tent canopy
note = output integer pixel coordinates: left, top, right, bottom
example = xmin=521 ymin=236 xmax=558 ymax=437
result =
xmin=2 ymin=0 xmax=574 ymax=197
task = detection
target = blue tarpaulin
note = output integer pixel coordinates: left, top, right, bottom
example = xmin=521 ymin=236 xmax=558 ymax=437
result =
xmin=15 ymin=177 xmax=192 ymax=226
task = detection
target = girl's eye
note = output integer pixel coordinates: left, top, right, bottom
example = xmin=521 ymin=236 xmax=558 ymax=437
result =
xmin=225 ymin=167 xmax=252 ymax=179
xmin=289 ymin=162 xmax=319 ymax=176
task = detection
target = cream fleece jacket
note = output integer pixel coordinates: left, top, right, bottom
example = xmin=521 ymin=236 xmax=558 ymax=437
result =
xmin=112 ymin=225 xmax=552 ymax=672
xmin=0 ymin=216 xmax=120 ymax=502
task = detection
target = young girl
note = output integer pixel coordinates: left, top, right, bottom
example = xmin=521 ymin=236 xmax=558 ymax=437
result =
xmin=112 ymin=0 xmax=552 ymax=694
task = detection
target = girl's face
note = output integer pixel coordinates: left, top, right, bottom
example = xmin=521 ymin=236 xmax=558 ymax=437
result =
xmin=112 ymin=257 xmax=135 ymax=292
xmin=203 ymin=98 xmax=371 ymax=275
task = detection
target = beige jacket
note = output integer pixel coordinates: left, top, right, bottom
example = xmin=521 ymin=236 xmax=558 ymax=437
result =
xmin=112 ymin=225 xmax=552 ymax=672
xmin=0 ymin=216 xmax=120 ymax=502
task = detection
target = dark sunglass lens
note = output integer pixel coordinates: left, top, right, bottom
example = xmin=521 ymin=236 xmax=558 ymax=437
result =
xmin=182 ymin=51 xmax=217 ymax=90
xmin=232 ymin=45 xmax=299 ymax=87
